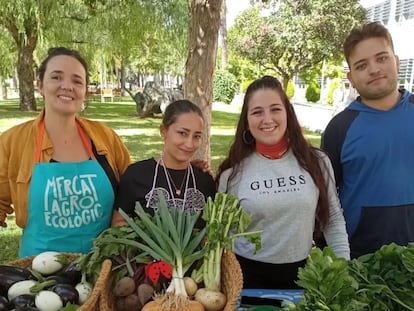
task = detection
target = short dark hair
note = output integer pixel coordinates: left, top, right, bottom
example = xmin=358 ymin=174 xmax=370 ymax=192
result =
xmin=162 ymin=99 xmax=204 ymax=128
xmin=37 ymin=47 xmax=89 ymax=87
xmin=343 ymin=22 xmax=394 ymax=65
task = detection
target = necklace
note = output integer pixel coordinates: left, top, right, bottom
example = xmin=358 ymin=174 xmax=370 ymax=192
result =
xmin=148 ymin=157 xmax=197 ymax=210
xmin=164 ymin=167 xmax=188 ymax=195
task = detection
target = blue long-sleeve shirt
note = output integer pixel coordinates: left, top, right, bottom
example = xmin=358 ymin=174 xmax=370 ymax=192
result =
xmin=321 ymin=89 xmax=414 ymax=258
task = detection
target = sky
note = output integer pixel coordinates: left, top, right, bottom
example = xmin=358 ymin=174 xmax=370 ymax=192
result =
xmin=226 ymin=0 xmax=385 ymax=26
xmin=359 ymin=0 xmax=384 ymax=7
xmin=226 ymin=0 xmax=251 ymax=27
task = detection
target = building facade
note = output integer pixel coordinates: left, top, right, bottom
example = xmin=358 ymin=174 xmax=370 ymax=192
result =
xmin=364 ymin=0 xmax=414 ymax=91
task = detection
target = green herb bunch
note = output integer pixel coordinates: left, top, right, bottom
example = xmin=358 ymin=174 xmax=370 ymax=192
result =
xmin=286 ymin=243 xmax=414 ymax=311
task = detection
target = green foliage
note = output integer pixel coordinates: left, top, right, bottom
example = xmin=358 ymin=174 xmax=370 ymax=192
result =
xmin=327 ymin=79 xmax=342 ymax=106
xmin=228 ymin=1 xmax=366 ymax=87
xmin=240 ymin=79 xmax=254 ymax=93
xmin=300 ymin=59 xmax=346 ymax=86
xmin=213 ymin=70 xmax=239 ymax=104
xmin=226 ymin=52 xmax=260 ymax=83
xmin=0 ymin=35 xmax=16 ymax=78
xmin=288 ymin=244 xmax=414 ymax=311
xmin=286 ymin=80 xmax=295 ymax=99
xmin=305 ymin=80 xmax=320 ymax=103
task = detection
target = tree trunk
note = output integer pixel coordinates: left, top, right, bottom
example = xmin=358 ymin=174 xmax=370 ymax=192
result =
xmin=15 ymin=35 xmax=37 ymax=111
xmin=0 ymin=75 xmax=4 ymax=100
xmin=184 ymin=0 xmax=224 ymax=163
xmin=120 ymin=57 xmax=126 ymax=96
xmin=220 ymin=0 xmax=227 ymax=70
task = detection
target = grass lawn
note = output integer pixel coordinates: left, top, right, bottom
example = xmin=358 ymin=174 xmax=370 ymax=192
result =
xmin=0 ymin=98 xmax=321 ymax=263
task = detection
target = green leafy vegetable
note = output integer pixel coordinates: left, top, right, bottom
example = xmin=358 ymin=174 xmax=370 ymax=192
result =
xmin=195 ymin=193 xmax=262 ymax=291
xmin=287 ymin=243 xmax=414 ymax=311
xmin=77 ymin=221 xmax=150 ymax=283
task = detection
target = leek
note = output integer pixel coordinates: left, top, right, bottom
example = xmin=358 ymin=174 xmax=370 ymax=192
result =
xmin=117 ymin=192 xmax=206 ymax=298
xmin=197 ymin=193 xmax=262 ymax=291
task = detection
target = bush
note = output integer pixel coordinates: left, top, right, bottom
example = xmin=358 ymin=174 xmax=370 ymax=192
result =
xmin=286 ymin=80 xmax=295 ymax=99
xmin=305 ymin=80 xmax=321 ymax=103
xmin=327 ymin=79 xmax=341 ymax=106
xmin=213 ymin=70 xmax=239 ymax=104
xmin=240 ymin=79 xmax=254 ymax=94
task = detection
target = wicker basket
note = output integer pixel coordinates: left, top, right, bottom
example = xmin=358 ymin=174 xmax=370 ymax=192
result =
xmin=99 ymin=249 xmax=243 ymax=311
xmin=6 ymin=254 xmax=112 ymax=311
xmin=221 ymin=249 xmax=243 ymax=311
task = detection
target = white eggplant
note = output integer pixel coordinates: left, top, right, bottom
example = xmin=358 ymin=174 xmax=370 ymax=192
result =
xmin=75 ymin=281 xmax=92 ymax=305
xmin=35 ymin=290 xmax=63 ymax=311
xmin=8 ymin=279 xmax=38 ymax=301
xmin=32 ymin=251 xmax=64 ymax=275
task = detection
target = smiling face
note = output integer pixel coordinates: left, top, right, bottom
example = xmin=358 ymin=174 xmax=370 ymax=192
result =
xmin=246 ymin=88 xmax=287 ymax=146
xmin=38 ymin=55 xmax=87 ymax=116
xmin=160 ymin=112 xmax=204 ymax=169
xmin=347 ymin=37 xmax=400 ymax=103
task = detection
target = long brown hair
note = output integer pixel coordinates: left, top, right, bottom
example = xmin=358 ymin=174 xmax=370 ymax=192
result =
xmin=216 ymin=76 xmax=330 ymax=230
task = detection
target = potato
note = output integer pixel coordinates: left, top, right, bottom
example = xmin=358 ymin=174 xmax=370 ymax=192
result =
xmin=195 ymin=288 xmax=226 ymax=311
xmin=113 ymin=276 xmax=136 ymax=297
xmin=183 ymin=277 xmax=198 ymax=296
xmin=124 ymin=294 xmax=142 ymax=310
xmin=137 ymin=283 xmax=154 ymax=305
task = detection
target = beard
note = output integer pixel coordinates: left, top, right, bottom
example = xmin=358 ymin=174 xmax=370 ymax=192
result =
xmin=357 ymin=76 xmax=399 ymax=101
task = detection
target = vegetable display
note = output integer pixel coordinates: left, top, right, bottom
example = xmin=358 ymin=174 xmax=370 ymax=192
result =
xmin=116 ymin=195 xmax=206 ymax=309
xmin=286 ymin=243 xmax=414 ymax=311
xmin=0 ymin=251 xmax=92 ymax=311
xmin=77 ymin=191 xmax=261 ymax=311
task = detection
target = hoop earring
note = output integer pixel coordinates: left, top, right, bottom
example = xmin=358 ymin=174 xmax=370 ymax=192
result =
xmin=242 ymin=130 xmax=255 ymax=145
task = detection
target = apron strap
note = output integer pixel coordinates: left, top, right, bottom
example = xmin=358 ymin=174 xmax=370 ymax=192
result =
xmin=35 ymin=118 xmax=95 ymax=163
xmin=34 ymin=119 xmax=46 ymax=163
xmin=77 ymin=122 xmax=96 ymax=160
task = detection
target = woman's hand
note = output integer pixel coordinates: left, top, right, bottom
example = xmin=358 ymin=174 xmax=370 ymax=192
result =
xmin=191 ymin=159 xmax=213 ymax=176
xmin=111 ymin=209 xmax=127 ymax=226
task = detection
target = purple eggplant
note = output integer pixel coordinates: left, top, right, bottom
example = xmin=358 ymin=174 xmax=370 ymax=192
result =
xmin=0 ymin=295 xmax=11 ymax=311
xmin=50 ymin=284 xmax=79 ymax=306
xmin=44 ymin=275 xmax=75 ymax=287
xmin=0 ymin=265 xmax=34 ymax=297
xmin=56 ymin=261 xmax=82 ymax=286
xmin=11 ymin=294 xmax=35 ymax=309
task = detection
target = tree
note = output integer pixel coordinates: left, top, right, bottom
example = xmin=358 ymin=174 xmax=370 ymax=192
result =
xmin=97 ymin=0 xmax=189 ymax=92
xmin=228 ymin=0 xmax=366 ymax=89
xmin=0 ymin=0 xmax=162 ymax=111
xmin=219 ymin=0 xmax=228 ymax=69
xmin=0 ymin=34 xmax=16 ymax=100
xmin=184 ymin=0 xmax=224 ymax=162
xmin=0 ymin=1 xmax=58 ymax=111
xmin=0 ymin=0 xmax=122 ymax=111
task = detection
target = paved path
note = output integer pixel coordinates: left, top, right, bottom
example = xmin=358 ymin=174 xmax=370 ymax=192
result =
xmin=219 ymin=97 xmax=336 ymax=133
xmin=293 ymin=103 xmax=335 ymax=133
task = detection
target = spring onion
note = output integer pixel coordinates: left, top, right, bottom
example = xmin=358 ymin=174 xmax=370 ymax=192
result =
xmin=116 ymin=192 xmax=206 ymax=300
